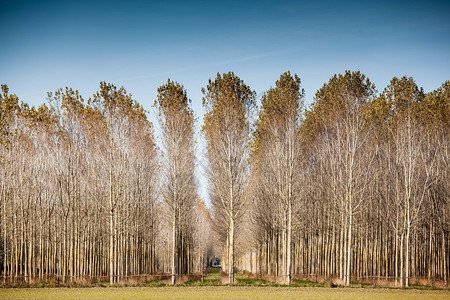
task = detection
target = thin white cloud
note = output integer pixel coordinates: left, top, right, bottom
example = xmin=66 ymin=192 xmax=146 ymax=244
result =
xmin=117 ymin=47 xmax=302 ymax=82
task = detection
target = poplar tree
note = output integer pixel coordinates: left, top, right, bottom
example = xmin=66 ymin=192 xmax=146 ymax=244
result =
xmin=251 ymin=72 xmax=304 ymax=284
xmin=202 ymin=72 xmax=255 ymax=284
xmin=156 ymin=79 xmax=197 ymax=284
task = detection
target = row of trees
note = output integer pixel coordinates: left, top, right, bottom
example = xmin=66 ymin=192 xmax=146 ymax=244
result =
xmin=233 ymin=72 xmax=449 ymax=287
xmin=0 ymin=83 xmax=212 ymax=285
xmin=0 ymin=70 xmax=448 ymax=287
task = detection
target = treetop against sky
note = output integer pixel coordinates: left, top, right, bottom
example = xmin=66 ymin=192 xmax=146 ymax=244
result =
xmin=1 ymin=0 xmax=448 ymax=110
xmin=1 ymin=0 xmax=449 ymax=201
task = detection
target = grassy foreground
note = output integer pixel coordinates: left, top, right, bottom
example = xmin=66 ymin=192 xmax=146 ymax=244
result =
xmin=1 ymin=286 xmax=449 ymax=300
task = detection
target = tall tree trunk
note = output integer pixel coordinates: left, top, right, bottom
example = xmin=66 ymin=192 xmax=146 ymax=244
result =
xmin=171 ymin=217 xmax=177 ymax=285
xmin=229 ymin=215 xmax=234 ymax=284
xmin=286 ymin=202 xmax=292 ymax=285
xmin=442 ymin=228 xmax=447 ymax=286
xmin=406 ymin=218 xmax=410 ymax=287
xmin=109 ymin=149 xmax=114 ymax=285
xmin=400 ymin=233 xmax=404 ymax=287
xmin=346 ymin=210 xmax=352 ymax=286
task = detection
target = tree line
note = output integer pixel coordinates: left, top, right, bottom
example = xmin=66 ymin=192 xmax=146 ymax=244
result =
xmin=0 ymin=82 xmax=212 ymax=285
xmin=233 ymin=72 xmax=449 ymax=287
xmin=0 ymin=70 xmax=448 ymax=287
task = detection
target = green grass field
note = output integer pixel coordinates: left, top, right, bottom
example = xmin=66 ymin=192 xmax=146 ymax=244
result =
xmin=2 ymin=270 xmax=448 ymax=299
xmin=1 ymin=286 xmax=449 ymax=300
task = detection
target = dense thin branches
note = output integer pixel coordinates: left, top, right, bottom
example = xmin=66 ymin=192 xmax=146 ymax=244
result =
xmin=0 ymin=82 xmax=212 ymax=285
xmin=0 ymin=72 xmax=448 ymax=288
xmin=237 ymin=73 xmax=449 ymax=287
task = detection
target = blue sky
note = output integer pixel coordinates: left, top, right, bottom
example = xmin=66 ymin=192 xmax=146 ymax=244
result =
xmin=1 ymin=0 xmax=449 ymax=201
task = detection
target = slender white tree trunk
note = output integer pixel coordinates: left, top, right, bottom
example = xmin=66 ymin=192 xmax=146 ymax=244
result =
xmin=405 ymin=218 xmax=410 ymax=287
xmin=171 ymin=216 xmax=177 ymax=285
xmin=346 ymin=209 xmax=352 ymax=286
xmin=400 ymin=233 xmax=404 ymax=287
xmin=229 ymin=215 xmax=234 ymax=284
xmin=286 ymin=202 xmax=292 ymax=285
xmin=109 ymin=147 xmax=114 ymax=285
